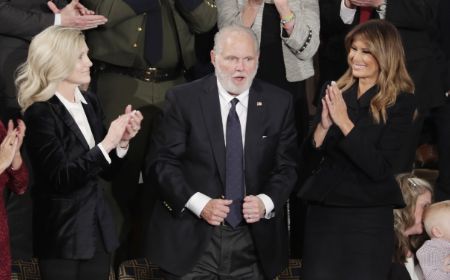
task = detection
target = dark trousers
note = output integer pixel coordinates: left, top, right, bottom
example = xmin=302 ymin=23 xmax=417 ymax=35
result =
xmin=162 ymin=224 xmax=267 ymax=280
xmin=39 ymin=226 xmax=111 ymax=280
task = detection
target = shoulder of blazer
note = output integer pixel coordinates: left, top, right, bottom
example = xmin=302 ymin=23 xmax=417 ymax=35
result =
xmin=252 ymin=78 xmax=292 ymax=102
xmin=389 ymin=91 xmax=416 ymax=115
xmin=170 ymin=74 xmax=217 ymax=98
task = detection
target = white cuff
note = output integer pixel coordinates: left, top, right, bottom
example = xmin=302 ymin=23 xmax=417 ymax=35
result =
xmin=257 ymin=194 xmax=275 ymax=219
xmin=54 ymin=14 xmax=61 ymax=26
xmin=186 ymin=192 xmax=211 ymax=217
xmin=116 ymin=145 xmax=128 ymax=158
xmin=98 ymin=143 xmax=111 ymax=164
xmin=340 ymin=0 xmax=356 ymax=24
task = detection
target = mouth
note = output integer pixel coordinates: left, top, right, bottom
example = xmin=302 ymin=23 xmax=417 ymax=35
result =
xmin=352 ymin=64 xmax=366 ymax=70
xmin=232 ymin=75 xmax=246 ymax=83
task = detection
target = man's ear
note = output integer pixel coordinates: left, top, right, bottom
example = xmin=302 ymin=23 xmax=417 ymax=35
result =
xmin=210 ymin=50 xmax=216 ymax=67
xmin=431 ymin=226 xmax=443 ymax=238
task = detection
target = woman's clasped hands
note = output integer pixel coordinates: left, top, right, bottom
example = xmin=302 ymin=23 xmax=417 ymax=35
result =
xmin=101 ymin=105 xmax=143 ymax=152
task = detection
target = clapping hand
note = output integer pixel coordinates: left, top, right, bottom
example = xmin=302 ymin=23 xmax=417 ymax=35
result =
xmin=47 ymin=0 xmax=108 ymax=30
xmin=118 ymin=105 xmax=143 ymax=149
xmin=0 ymin=124 xmax=19 ymax=173
xmin=324 ymin=82 xmax=354 ymax=135
xmin=348 ymin=0 xmax=384 ymax=7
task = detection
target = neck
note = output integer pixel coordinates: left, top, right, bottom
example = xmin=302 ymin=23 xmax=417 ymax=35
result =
xmin=357 ymin=78 xmax=376 ymax=98
xmin=57 ymin=81 xmax=77 ymax=103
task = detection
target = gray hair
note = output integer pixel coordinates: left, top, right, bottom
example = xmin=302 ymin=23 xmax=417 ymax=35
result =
xmin=213 ymin=25 xmax=259 ymax=55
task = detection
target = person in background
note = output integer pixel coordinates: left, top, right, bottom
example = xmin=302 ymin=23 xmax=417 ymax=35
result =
xmin=299 ymin=20 xmax=416 ymax=280
xmin=16 ymin=26 xmax=142 ymax=280
xmin=216 ymin=0 xmax=320 ymax=256
xmin=417 ymin=200 xmax=450 ymax=280
xmin=0 ymin=119 xmax=28 ymax=280
xmin=391 ymin=174 xmax=433 ymax=280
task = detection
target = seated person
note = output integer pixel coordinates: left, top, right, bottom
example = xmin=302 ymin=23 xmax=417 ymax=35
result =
xmin=417 ymin=200 xmax=450 ymax=280
xmin=391 ymin=173 xmax=433 ymax=280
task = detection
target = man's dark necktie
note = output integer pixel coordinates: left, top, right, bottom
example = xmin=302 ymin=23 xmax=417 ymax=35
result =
xmin=225 ymin=98 xmax=244 ymax=228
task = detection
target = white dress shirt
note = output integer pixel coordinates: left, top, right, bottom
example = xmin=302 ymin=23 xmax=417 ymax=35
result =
xmin=55 ymin=88 xmax=127 ymax=163
xmin=185 ymin=78 xmax=275 ymax=219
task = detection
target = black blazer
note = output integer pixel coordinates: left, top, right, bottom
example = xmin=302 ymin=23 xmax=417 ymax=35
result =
xmin=24 ymin=91 xmax=121 ymax=259
xmin=299 ymin=83 xmax=416 ymax=207
xmin=318 ymin=0 xmax=444 ymax=111
xmin=0 ymin=0 xmax=67 ymax=120
xmin=145 ymin=74 xmax=298 ymax=278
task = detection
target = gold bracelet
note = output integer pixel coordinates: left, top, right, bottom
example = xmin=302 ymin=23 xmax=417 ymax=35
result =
xmin=280 ymin=12 xmax=295 ymax=25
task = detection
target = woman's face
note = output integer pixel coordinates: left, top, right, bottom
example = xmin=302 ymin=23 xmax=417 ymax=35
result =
xmin=348 ymin=37 xmax=380 ymax=85
xmin=64 ymin=41 xmax=92 ymax=86
xmin=404 ymin=190 xmax=432 ymax=236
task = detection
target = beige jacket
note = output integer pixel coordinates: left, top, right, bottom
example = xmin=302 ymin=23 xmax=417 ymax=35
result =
xmin=217 ymin=0 xmax=320 ymax=82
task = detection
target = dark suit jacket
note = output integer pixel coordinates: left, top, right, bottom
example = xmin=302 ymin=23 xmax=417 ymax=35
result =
xmin=317 ymin=0 xmax=444 ymax=111
xmin=24 ymin=91 xmax=121 ymax=259
xmin=300 ymin=83 xmax=416 ymax=207
xmin=145 ymin=74 xmax=298 ymax=278
xmin=0 ymin=0 xmax=66 ymax=120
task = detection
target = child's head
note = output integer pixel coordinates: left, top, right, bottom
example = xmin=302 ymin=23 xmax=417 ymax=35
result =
xmin=423 ymin=200 xmax=450 ymax=241
xmin=394 ymin=174 xmax=433 ymax=236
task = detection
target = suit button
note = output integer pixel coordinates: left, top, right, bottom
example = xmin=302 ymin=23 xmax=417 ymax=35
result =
xmin=137 ymin=27 xmax=142 ymax=32
xmin=133 ymin=43 xmax=138 ymax=48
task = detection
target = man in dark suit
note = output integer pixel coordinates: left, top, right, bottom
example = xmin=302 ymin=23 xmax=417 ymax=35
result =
xmin=145 ymin=25 xmax=298 ymax=279
xmin=0 ymin=0 xmax=106 ymax=259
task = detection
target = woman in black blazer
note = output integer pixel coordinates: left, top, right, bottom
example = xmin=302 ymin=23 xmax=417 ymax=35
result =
xmin=299 ymin=20 xmax=416 ymax=280
xmin=15 ymin=26 xmax=142 ymax=280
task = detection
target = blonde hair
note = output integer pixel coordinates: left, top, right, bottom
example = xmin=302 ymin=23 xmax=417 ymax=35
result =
xmin=336 ymin=20 xmax=415 ymax=124
xmin=16 ymin=26 xmax=86 ymax=111
xmin=393 ymin=173 xmax=433 ymax=263
xmin=423 ymin=200 xmax=450 ymax=238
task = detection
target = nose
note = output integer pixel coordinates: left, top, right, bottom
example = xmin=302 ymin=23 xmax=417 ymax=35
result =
xmin=234 ymin=59 xmax=244 ymax=71
xmin=85 ymin=56 xmax=93 ymax=67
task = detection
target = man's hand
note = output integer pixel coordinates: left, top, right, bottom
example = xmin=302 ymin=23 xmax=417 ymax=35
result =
xmin=47 ymin=0 xmax=107 ymax=30
xmin=242 ymin=195 xmax=265 ymax=224
xmin=349 ymin=0 xmax=384 ymax=8
xmin=200 ymin=199 xmax=232 ymax=226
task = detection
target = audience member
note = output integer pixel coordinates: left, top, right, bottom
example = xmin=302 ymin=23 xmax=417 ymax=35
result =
xmin=81 ymin=0 xmax=217 ymax=264
xmin=0 ymin=0 xmax=106 ymax=259
xmin=391 ymin=174 xmax=433 ymax=280
xmin=16 ymin=26 xmax=142 ymax=280
xmin=0 ymin=119 xmax=28 ymax=280
xmin=145 ymin=25 xmax=298 ymax=279
xmin=216 ymin=0 xmax=320 ymax=257
xmin=328 ymin=0 xmax=445 ymax=172
xmin=417 ymin=200 xmax=450 ymax=280
xmin=299 ymin=20 xmax=416 ymax=280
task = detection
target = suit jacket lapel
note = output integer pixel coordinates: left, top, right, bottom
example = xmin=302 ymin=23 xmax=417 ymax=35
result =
xmin=49 ymin=95 xmax=90 ymax=151
xmin=245 ymin=82 xmax=264 ymax=193
xmin=200 ymin=76 xmax=226 ymax=186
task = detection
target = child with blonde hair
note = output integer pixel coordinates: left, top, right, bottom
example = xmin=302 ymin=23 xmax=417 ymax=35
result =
xmin=417 ymin=200 xmax=450 ymax=280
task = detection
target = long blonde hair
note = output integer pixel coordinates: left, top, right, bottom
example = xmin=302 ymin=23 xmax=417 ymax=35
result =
xmin=336 ymin=20 xmax=414 ymax=124
xmin=16 ymin=26 xmax=85 ymax=111
xmin=393 ymin=173 xmax=433 ymax=263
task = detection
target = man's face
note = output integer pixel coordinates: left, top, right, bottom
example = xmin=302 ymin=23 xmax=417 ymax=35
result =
xmin=211 ymin=32 xmax=259 ymax=95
